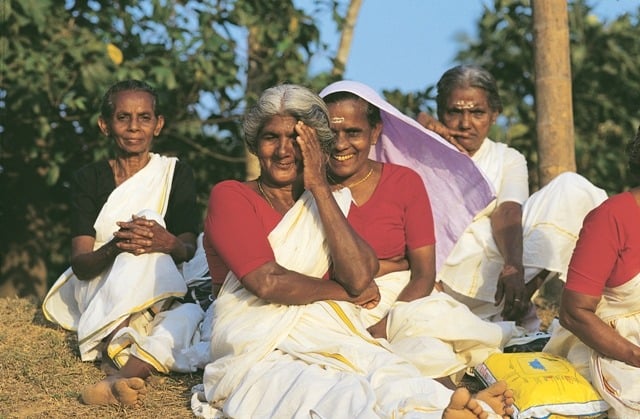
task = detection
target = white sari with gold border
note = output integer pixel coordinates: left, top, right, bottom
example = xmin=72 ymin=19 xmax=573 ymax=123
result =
xmin=545 ymin=272 xmax=640 ymax=418
xmin=439 ymin=165 xmax=607 ymax=320
xmin=191 ymin=189 xmax=493 ymax=419
xmin=42 ymin=154 xmax=190 ymax=362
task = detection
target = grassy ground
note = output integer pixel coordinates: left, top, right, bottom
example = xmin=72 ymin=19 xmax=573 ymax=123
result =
xmin=0 ymin=283 xmax=563 ymax=419
xmin=0 ymin=297 xmax=202 ymax=418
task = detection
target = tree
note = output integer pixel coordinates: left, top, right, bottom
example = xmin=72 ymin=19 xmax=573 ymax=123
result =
xmin=532 ymin=0 xmax=576 ymax=184
xmin=449 ymin=0 xmax=639 ymax=193
xmin=232 ymin=0 xmax=337 ymax=179
xmin=1 ymin=0 xmax=348 ymax=298
xmin=332 ymin=0 xmax=362 ymax=77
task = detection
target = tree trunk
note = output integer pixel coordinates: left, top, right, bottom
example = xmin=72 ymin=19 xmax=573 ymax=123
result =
xmin=532 ymin=0 xmax=576 ymax=186
xmin=245 ymin=25 xmax=262 ymax=181
xmin=332 ymin=0 xmax=363 ymax=76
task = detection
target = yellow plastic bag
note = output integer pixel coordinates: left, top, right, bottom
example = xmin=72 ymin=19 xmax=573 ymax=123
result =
xmin=474 ymin=352 xmax=608 ymax=418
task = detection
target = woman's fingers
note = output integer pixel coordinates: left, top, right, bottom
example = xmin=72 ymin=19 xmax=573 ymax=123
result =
xmin=295 ymin=121 xmax=327 ymax=187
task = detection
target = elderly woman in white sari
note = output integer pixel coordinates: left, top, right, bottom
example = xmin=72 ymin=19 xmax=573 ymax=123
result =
xmin=42 ymin=80 xmax=204 ymax=407
xmin=193 ymin=84 xmax=514 ymax=419
xmin=417 ymin=65 xmax=607 ymax=325
xmin=544 ymin=125 xmax=640 ymax=419
xmin=319 ymin=81 xmax=519 ymax=386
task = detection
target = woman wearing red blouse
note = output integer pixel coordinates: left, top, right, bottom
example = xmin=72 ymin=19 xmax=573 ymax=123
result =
xmin=545 ymin=125 xmax=640 ymax=418
xmin=321 ymin=89 xmax=436 ymax=340
xmin=195 ymin=84 xmax=515 ymax=419
xmin=320 ymin=82 xmax=519 ymax=398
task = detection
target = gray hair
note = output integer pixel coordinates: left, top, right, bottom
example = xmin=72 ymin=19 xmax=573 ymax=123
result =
xmin=243 ymin=84 xmax=335 ymax=155
xmin=100 ymin=79 xmax=159 ymax=119
xmin=436 ymin=65 xmax=503 ymax=120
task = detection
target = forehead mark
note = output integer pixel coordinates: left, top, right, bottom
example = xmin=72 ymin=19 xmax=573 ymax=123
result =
xmin=453 ymin=100 xmax=478 ymax=110
xmin=331 ymin=116 xmax=345 ymax=124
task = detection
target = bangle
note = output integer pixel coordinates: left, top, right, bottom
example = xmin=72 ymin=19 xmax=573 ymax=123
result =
xmin=500 ymin=265 xmax=521 ymax=277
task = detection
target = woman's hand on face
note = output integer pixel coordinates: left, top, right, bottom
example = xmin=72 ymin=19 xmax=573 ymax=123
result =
xmin=294 ymin=121 xmax=327 ymax=190
xmin=113 ymin=215 xmax=174 ymax=256
xmin=495 ymin=265 xmax=529 ymax=321
xmin=350 ymin=279 xmax=381 ymax=309
xmin=416 ymin=112 xmax=469 ymax=156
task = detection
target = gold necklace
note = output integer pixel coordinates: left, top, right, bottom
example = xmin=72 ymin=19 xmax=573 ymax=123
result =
xmin=257 ymin=178 xmax=275 ymax=208
xmin=328 ymin=167 xmax=374 ymax=189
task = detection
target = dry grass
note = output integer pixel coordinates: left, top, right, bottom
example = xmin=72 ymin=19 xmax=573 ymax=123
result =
xmin=0 ymin=297 xmax=202 ymax=418
xmin=0 ymin=290 xmax=564 ymax=418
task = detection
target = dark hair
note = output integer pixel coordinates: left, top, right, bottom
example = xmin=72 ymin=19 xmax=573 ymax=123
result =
xmin=322 ymin=91 xmax=382 ymax=128
xmin=627 ymin=124 xmax=640 ymax=181
xmin=243 ymin=84 xmax=335 ymax=155
xmin=100 ymin=80 xmax=159 ymax=119
xmin=436 ymin=65 xmax=503 ymax=120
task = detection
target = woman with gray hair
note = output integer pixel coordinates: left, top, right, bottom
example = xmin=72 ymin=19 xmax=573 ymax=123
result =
xmin=418 ymin=65 xmax=607 ymax=330
xmin=194 ymin=84 xmax=515 ymax=419
xmin=544 ymin=125 xmax=640 ymax=418
xmin=202 ymin=83 xmax=379 ymax=301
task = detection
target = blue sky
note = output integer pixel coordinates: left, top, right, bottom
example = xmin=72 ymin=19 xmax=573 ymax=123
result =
xmin=308 ymin=0 xmax=640 ymax=94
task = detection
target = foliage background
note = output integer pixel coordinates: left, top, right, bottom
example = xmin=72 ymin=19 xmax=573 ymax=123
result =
xmin=1 ymin=0 xmax=639 ymax=298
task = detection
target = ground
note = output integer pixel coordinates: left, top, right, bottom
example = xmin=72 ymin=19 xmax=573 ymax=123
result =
xmin=0 ymin=290 xmax=563 ymax=418
xmin=0 ymin=297 xmax=201 ymax=419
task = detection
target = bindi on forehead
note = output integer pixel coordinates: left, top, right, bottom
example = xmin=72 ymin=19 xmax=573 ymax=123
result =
xmin=331 ymin=116 xmax=345 ymax=124
xmin=453 ymin=100 xmax=478 ymax=110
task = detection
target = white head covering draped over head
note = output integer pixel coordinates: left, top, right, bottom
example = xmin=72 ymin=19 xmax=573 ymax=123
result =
xmin=319 ymin=80 xmax=495 ymax=270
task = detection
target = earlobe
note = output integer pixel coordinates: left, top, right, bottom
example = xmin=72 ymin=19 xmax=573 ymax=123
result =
xmin=372 ymin=122 xmax=383 ymax=146
xmin=97 ymin=117 xmax=110 ymax=136
xmin=155 ymin=116 xmax=165 ymax=136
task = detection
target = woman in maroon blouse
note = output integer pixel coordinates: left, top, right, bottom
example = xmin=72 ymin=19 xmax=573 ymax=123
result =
xmin=545 ymin=125 xmax=640 ymax=418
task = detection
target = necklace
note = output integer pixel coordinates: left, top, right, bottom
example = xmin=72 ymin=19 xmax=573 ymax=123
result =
xmin=257 ymin=178 xmax=275 ymax=208
xmin=328 ymin=167 xmax=374 ymax=189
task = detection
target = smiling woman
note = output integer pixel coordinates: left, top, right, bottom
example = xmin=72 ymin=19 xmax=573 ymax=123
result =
xmin=42 ymin=79 xmax=202 ymax=408
xmin=193 ymin=83 xmax=516 ymax=419
xmin=202 ymin=83 xmax=377 ymax=298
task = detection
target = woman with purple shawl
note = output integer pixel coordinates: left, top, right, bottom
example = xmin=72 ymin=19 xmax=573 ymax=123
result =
xmin=321 ymin=80 xmax=495 ymax=271
xmin=319 ymin=80 xmax=518 ymax=384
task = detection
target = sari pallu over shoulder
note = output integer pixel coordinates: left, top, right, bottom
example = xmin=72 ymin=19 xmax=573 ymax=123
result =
xmin=42 ymin=154 xmax=188 ymax=362
xmin=319 ymin=80 xmax=495 ymax=270
xmin=201 ymin=188 xmax=354 ymax=405
xmin=193 ymin=188 xmax=506 ymax=419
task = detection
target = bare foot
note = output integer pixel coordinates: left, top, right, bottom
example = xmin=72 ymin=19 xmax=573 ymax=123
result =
xmin=476 ymin=381 xmax=515 ymax=419
xmin=81 ymin=376 xmax=147 ymax=408
xmin=443 ymin=387 xmax=489 ymax=419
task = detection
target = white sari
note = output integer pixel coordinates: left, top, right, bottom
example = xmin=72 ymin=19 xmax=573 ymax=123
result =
xmin=359 ymin=271 xmax=515 ymax=379
xmin=192 ymin=189 xmax=500 ymax=419
xmin=439 ymin=156 xmax=607 ymax=320
xmin=544 ymin=272 xmax=640 ymax=418
xmin=42 ymin=154 xmax=202 ymax=370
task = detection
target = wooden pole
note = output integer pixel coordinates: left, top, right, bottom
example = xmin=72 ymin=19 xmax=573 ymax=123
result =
xmin=333 ymin=0 xmax=363 ymax=76
xmin=532 ymin=0 xmax=576 ymax=186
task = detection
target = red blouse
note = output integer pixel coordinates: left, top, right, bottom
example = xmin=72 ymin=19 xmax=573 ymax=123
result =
xmin=347 ymin=163 xmax=435 ymax=259
xmin=565 ymin=192 xmax=640 ymax=296
xmin=204 ymin=163 xmax=436 ymax=285
xmin=204 ymin=180 xmax=281 ymax=285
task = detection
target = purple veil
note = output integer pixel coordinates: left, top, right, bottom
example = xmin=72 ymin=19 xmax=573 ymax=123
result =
xmin=319 ymin=80 xmax=495 ymax=270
